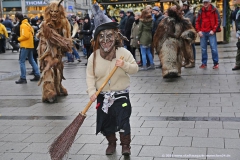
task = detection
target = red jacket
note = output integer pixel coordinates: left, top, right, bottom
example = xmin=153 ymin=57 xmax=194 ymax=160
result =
xmin=195 ymin=4 xmax=221 ymax=33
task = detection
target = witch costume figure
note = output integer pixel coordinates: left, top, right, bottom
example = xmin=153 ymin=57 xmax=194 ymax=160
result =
xmin=153 ymin=3 xmax=196 ymax=78
xmin=86 ymin=3 xmax=139 ymax=156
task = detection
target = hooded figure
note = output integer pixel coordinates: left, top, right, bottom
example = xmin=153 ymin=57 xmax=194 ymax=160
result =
xmin=86 ymin=3 xmax=138 ymax=156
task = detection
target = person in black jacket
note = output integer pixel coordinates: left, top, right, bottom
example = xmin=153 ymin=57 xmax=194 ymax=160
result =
xmin=80 ymin=15 xmax=94 ymax=65
xmin=124 ymin=10 xmax=135 ymax=55
xmin=152 ymin=6 xmax=165 ymax=36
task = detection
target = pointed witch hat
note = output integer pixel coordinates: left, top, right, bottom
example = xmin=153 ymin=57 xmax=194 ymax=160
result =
xmin=91 ymin=3 xmax=119 ymax=40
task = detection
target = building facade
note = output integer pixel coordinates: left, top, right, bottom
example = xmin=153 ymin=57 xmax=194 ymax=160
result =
xmin=0 ymin=0 xmax=92 ymax=18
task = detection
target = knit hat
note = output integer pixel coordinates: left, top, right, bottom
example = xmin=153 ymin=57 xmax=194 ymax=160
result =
xmin=127 ymin=9 xmax=133 ymax=13
xmin=183 ymin=1 xmax=190 ymax=6
xmin=119 ymin=10 xmax=125 ymax=14
xmin=92 ymin=3 xmax=119 ymax=40
xmin=152 ymin=6 xmax=160 ymax=12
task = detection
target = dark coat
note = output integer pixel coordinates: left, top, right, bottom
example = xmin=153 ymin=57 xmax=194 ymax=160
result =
xmin=152 ymin=13 xmax=164 ymax=35
xmin=119 ymin=15 xmax=127 ymax=34
xmin=124 ymin=14 xmax=135 ymax=46
xmin=81 ymin=22 xmax=94 ymax=45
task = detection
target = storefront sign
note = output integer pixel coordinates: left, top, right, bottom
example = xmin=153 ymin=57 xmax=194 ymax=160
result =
xmin=25 ymin=1 xmax=48 ymax=6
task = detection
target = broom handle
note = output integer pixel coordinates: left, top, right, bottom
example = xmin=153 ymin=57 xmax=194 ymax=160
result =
xmin=81 ymin=56 xmax=124 ymax=115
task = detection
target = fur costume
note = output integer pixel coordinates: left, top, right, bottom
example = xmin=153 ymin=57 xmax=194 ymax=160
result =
xmin=153 ymin=5 xmax=196 ymax=78
xmin=37 ymin=1 xmax=73 ymax=102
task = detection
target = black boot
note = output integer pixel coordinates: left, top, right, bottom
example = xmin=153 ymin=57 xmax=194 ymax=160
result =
xmin=105 ymin=134 xmax=117 ymax=155
xmin=30 ymin=75 xmax=40 ymax=81
xmin=15 ymin=78 xmax=27 ymax=84
xmin=120 ymin=133 xmax=131 ymax=156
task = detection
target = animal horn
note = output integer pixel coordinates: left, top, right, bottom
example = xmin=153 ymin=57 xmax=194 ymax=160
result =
xmin=172 ymin=0 xmax=181 ymax=9
xmin=58 ymin=0 xmax=64 ymax=7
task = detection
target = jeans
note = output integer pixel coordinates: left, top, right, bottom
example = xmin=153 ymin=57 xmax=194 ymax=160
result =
xmin=19 ymin=48 xmax=40 ymax=79
xmin=140 ymin=45 xmax=154 ymax=66
xmin=200 ymin=32 xmax=219 ymax=65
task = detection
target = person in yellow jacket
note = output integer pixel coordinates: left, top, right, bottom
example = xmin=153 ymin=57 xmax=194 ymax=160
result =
xmin=14 ymin=12 xmax=40 ymax=84
xmin=0 ymin=22 xmax=8 ymax=53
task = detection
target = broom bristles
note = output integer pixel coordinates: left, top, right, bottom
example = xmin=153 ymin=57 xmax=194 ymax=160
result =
xmin=49 ymin=113 xmax=86 ymax=160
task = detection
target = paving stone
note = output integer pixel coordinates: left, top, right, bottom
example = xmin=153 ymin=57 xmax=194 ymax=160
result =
xmin=46 ymin=120 xmax=78 ymax=127
xmin=76 ymin=126 xmax=96 ymax=135
xmin=225 ymin=138 xmax=240 ymax=149
xmin=1 ymin=126 xmax=31 ymax=134
xmin=21 ymin=143 xmax=50 ymax=153
xmin=184 ymin=112 xmax=209 ymax=117
xmin=23 ymin=134 xmax=55 ymax=143
xmin=160 ymin=112 xmax=184 ymax=117
xmin=195 ymin=121 xmax=223 ymax=129
xmin=137 ymin=111 xmax=160 ymax=116
xmin=141 ymin=121 xmax=169 ymax=128
xmin=75 ymin=134 xmax=105 ymax=144
xmin=119 ymin=156 xmax=153 ymax=160
xmin=3 ymin=120 xmax=30 ymax=126
xmin=0 ymin=126 xmax=12 ymax=133
xmin=131 ymin=127 xmax=152 ymax=135
xmin=223 ymin=122 xmax=240 ymax=129
xmin=154 ymin=158 xmax=188 ymax=160
xmin=1 ymin=152 xmax=31 ymax=160
xmin=172 ymin=147 xmax=207 ymax=159
xmin=87 ymin=155 xmax=121 ymax=160
xmin=178 ymin=128 xmax=208 ymax=137
xmin=209 ymin=112 xmax=235 ymax=117
xmin=25 ymin=153 xmax=51 ymax=160
xmin=209 ymin=129 xmax=239 ymax=138
xmin=130 ymin=120 xmax=144 ymax=127
xmin=174 ymin=107 xmax=197 ymax=113
xmin=131 ymin=135 xmax=161 ymax=145
xmin=1 ymin=133 xmax=31 ymax=142
xmin=68 ymin=143 xmax=85 ymax=154
xmin=197 ymin=107 xmax=221 ymax=113
xmin=207 ymin=148 xmax=240 ymax=160
xmin=24 ymin=120 xmax=53 ymax=126
xmin=161 ymin=137 xmax=192 ymax=147
xmin=151 ymin=128 xmax=179 ymax=136
xmin=78 ymin=144 xmax=142 ymax=156
xmin=139 ymin=146 xmax=173 ymax=157
xmin=24 ymin=126 xmax=54 ymax=134
xmin=192 ymin=137 xmax=224 ymax=148
xmin=64 ymin=154 xmax=90 ymax=160
xmin=46 ymin=126 xmax=66 ymax=134
xmin=168 ymin=121 xmax=195 ymax=128
xmin=0 ymin=142 xmax=30 ymax=152
xmin=0 ymin=133 xmax=7 ymax=139
xmin=151 ymin=106 xmax=175 ymax=112
xmin=222 ymin=107 xmax=240 ymax=113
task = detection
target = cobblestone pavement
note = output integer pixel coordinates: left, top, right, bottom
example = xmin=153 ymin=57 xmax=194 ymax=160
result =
xmin=0 ymin=31 xmax=240 ymax=160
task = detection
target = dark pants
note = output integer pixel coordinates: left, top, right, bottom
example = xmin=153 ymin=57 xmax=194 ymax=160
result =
xmin=0 ymin=38 xmax=6 ymax=53
xmin=96 ymin=93 xmax=132 ymax=136
xmin=85 ymin=45 xmax=92 ymax=59
xmin=236 ymin=40 xmax=240 ymax=66
xmin=126 ymin=45 xmax=134 ymax=59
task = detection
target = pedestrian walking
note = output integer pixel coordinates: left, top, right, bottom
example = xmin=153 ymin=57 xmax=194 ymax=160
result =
xmin=124 ymin=9 xmax=135 ymax=55
xmin=130 ymin=11 xmax=141 ymax=62
xmin=0 ymin=21 xmax=8 ymax=53
xmin=14 ymin=12 xmax=40 ymax=84
xmin=182 ymin=1 xmax=196 ymax=68
xmin=80 ymin=15 xmax=94 ymax=66
xmin=138 ymin=9 xmax=155 ymax=71
xmin=233 ymin=17 xmax=240 ymax=71
xmin=195 ymin=0 xmax=221 ymax=69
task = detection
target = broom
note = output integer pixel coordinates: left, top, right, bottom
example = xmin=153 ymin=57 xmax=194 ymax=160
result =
xmin=49 ymin=56 xmax=124 ymax=160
